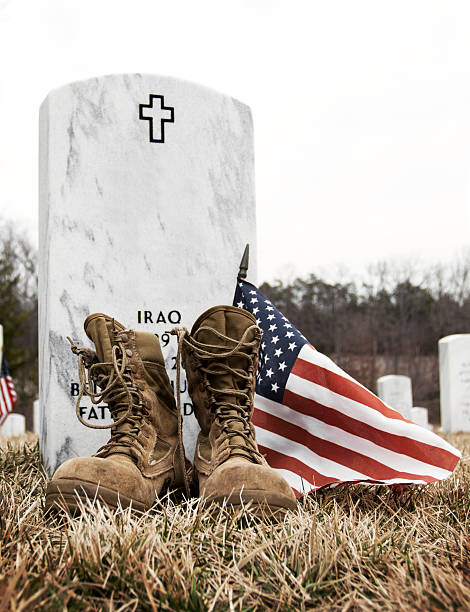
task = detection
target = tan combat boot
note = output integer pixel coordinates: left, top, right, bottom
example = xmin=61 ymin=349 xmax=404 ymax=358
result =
xmin=45 ymin=313 xmax=188 ymax=513
xmin=175 ymin=305 xmax=297 ymax=518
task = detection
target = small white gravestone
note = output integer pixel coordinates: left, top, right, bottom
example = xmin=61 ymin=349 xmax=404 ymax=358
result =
xmin=0 ymin=323 xmax=2 ymax=433
xmin=411 ymin=407 xmax=431 ymax=430
xmin=439 ymin=334 xmax=470 ymax=433
xmin=377 ymin=375 xmax=413 ymax=420
xmin=1 ymin=413 xmax=26 ymax=437
xmin=39 ymin=74 xmax=257 ymax=473
xmin=33 ymin=400 xmax=41 ymax=436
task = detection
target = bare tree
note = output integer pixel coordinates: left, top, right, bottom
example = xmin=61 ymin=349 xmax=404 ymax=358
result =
xmin=0 ymin=219 xmax=38 ymax=427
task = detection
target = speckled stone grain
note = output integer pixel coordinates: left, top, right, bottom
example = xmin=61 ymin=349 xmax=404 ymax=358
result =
xmin=39 ymin=74 xmax=257 ymax=472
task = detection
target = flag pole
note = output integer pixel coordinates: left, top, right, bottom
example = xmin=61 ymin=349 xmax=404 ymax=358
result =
xmin=238 ymin=244 xmax=249 ymax=280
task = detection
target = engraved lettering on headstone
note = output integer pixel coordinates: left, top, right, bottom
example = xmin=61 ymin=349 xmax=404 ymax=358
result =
xmin=183 ymin=403 xmax=194 ymax=416
xmin=170 ymin=379 xmax=187 ymax=393
xmin=168 ymin=310 xmax=181 ymax=324
xmin=39 ymin=74 xmax=257 ymax=470
xmin=68 ymin=308 xmax=187 ymax=424
xmin=78 ymin=406 xmax=109 ymax=420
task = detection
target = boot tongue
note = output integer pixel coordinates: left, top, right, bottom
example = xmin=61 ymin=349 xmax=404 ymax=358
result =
xmin=84 ymin=314 xmax=124 ymax=362
xmin=193 ymin=306 xmax=258 ymax=451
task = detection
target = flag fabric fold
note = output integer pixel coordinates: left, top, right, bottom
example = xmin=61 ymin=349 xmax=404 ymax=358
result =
xmin=0 ymin=356 xmax=17 ymax=426
xmin=234 ymin=279 xmax=461 ymax=497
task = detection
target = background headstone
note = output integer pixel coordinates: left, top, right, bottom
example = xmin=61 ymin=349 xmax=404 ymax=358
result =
xmin=377 ymin=374 xmax=413 ymax=420
xmin=411 ymin=406 xmax=431 ymax=430
xmin=39 ymin=74 xmax=257 ymax=473
xmin=439 ymin=334 xmax=470 ymax=433
xmin=1 ymin=413 xmax=26 ymax=437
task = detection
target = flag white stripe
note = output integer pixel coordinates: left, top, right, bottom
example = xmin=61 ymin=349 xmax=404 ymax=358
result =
xmin=359 ymin=477 xmax=430 ymax=485
xmin=0 ymin=378 xmax=13 ymax=412
xmin=0 ymin=379 xmax=6 ymax=413
xmin=255 ymin=425 xmax=370 ymax=482
xmin=327 ymin=477 xmax=431 ymax=487
xmin=7 ymin=378 xmax=17 ymax=399
xmin=296 ymin=345 xmax=459 ymax=456
xmin=286 ymin=372 xmax=459 ymax=457
xmin=298 ymin=343 xmax=360 ymax=384
xmin=258 ymin=425 xmax=436 ymax=487
xmin=271 ymin=468 xmax=316 ymax=494
xmin=255 ymin=393 xmax=452 ymax=479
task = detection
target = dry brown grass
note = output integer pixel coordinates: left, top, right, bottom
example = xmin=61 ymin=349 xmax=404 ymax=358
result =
xmin=0 ymin=433 xmax=469 ymax=611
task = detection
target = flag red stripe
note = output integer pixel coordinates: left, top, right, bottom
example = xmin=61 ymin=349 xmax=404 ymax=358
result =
xmin=292 ymin=358 xmax=412 ymax=421
xmin=253 ymin=408 xmax=438 ymax=483
xmin=257 ymin=443 xmax=341 ymax=490
xmin=283 ymin=388 xmax=459 ymax=472
xmin=0 ymin=378 xmax=12 ymax=413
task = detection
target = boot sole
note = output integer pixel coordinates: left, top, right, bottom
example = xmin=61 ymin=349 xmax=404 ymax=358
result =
xmin=204 ymin=490 xmax=297 ymax=521
xmin=45 ymin=479 xmax=148 ymax=514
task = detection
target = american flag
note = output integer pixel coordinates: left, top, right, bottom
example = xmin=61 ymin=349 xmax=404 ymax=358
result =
xmin=234 ymin=279 xmax=461 ymax=497
xmin=0 ymin=356 xmax=17 ymax=426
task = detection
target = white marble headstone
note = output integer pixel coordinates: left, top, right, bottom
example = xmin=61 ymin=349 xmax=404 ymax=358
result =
xmin=377 ymin=374 xmax=413 ymax=420
xmin=1 ymin=413 xmax=26 ymax=437
xmin=439 ymin=334 xmax=470 ymax=433
xmin=410 ymin=407 xmax=431 ymax=430
xmin=39 ymin=74 xmax=257 ymax=473
xmin=33 ymin=399 xmax=41 ymax=436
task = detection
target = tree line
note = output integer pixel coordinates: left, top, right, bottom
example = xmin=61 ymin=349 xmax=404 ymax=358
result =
xmin=0 ymin=221 xmax=37 ymax=428
xmin=1 ymin=217 xmax=469 ymax=425
xmin=260 ymin=257 xmax=470 ymax=422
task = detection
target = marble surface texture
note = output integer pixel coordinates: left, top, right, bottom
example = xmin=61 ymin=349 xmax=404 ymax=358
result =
xmin=377 ymin=374 xmax=413 ymax=420
xmin=39 ymin=74 xmax=257 ymax=472
xmin=439 ymin=334 xmax=470 ymax=433
xmin=33 ymin=400 xmax=41 ymax=436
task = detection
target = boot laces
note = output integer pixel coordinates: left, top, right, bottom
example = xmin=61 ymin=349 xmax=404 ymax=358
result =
xmin=171 ymin=324 xmax=263 ymax=463
xmin=67 ymin=332 xmax=149 ymax=460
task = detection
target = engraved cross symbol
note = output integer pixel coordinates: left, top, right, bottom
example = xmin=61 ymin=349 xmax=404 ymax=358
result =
xmin=139 ymin=94 xmax=174 ymax=143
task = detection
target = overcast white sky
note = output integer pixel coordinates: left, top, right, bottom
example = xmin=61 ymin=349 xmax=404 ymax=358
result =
xmin=0 ymin=0 xmax=469 ymax=282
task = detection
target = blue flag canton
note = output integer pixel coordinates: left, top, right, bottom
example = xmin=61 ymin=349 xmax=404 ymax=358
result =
xmin=234 ymin=280 xmax=308 ymax=402
xmin=1 ymin=356 xmax=11 ymax=378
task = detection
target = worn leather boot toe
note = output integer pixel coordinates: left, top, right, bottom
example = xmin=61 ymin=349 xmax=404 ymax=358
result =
xmin=174 ymin=305 xmax=297 ymax=518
